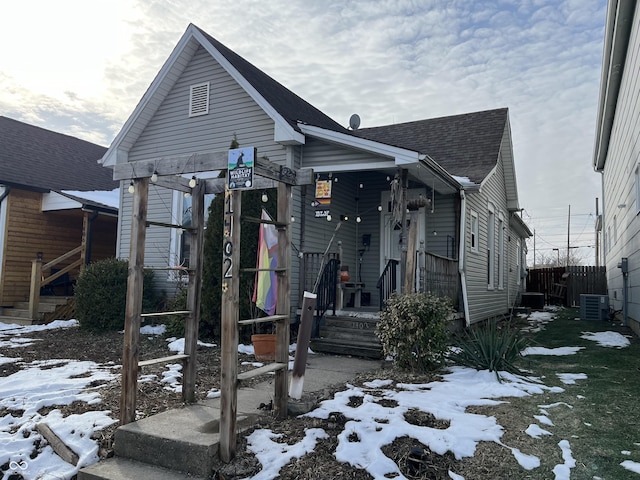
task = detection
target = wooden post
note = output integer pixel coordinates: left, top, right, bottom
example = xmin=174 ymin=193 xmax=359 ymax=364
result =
xmin=404 ymin=210 xmax=418 ymax=293
xmin=80 ymin=211 xmax=89 ymax=272
xmin=399 ymin=169 xmax=408 ymax=293
xmin=28 ymin=253 xmax=43 ymax=321
xmin=183 ymin=181 xmax=205 ymax=402
xmin=275 ymin=182 xmax=291 ymax=418
xmin=220 ymin=187 xmax=241 ymax=463
xmin=120 ymin=178 xmax=149 ymax=425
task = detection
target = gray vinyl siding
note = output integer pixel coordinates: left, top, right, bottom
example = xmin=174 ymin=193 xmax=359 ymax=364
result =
xmin=302 ymin=137 xmax=391 ymax=169
xmin=118 ymin=45 xmax=289 ymax=297
xmin=464 ymin=151 xmax=511 ymax=324
xmin=426 ymin=193 xmax=458 ymax=258
xmin=601 ymin=8 xmax=640 ymax=335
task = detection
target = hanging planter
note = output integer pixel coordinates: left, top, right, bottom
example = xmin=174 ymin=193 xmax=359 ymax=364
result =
xmin=251 ymin=333 xmax=276 ymax=361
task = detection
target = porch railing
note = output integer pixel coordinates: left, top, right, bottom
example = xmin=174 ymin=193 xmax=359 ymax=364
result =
xmin=376 ymin=259 xmax=399 ymax=309
xmin=421 ymin=252 xmax=460 ymax=309
xmin=29 ymin=246 xmax=84 ymax=320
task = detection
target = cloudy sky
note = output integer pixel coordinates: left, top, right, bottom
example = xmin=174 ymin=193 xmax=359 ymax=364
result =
xmin=1 ymin=0 xmax=607 ymax=266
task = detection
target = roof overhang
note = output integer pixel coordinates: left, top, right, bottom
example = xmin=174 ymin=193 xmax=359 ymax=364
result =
xmin=593 ymin=0 xmax=636 ymax=171
xmin=298 ymin=123 xmax=463 ymax=194
xmin=509 ymin=212 xmax=533 ymax=238
xmin=42 ymin=190 xmax=119 ymax=216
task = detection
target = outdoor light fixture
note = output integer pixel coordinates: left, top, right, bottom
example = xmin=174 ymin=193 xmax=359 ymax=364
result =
xmin=184 ymin=192 xmax=191 ymax=198
xmin=128 ymin=181 xmax=135 ymax=194
xmin=356 ymin=216 xmax=362 ymax=223
xmin=340 ymin=214 xmax=349 ymax=221
xmin=327 ymin=214 xmax=332 ymax=221
xmin=150 ymin=171 xmax=158 ymax=183
xmin=261 ymin=192 xmax=268 ymax=203
xmin=189 ymin=176 xmax=197 ymax=188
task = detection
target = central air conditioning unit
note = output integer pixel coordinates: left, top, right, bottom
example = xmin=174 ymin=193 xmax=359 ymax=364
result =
xmin=579 ymin=294 xmax=609 ymax=321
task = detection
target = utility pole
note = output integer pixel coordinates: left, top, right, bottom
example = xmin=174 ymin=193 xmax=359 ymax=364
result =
xmin=595 ymin=198 xmax=600 ymax=267
xmin=566 ymin=204 xmax=571 ymax=266
xmin=533 ymin=229 xmax=536 ymax=268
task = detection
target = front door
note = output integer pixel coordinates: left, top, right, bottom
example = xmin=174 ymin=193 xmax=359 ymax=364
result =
xmin=379 ymin=189 xmax=426 ymax=292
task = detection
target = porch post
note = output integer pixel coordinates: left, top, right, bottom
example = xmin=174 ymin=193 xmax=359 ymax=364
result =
xmin=399 ymin=169 xmax=408 ymax=293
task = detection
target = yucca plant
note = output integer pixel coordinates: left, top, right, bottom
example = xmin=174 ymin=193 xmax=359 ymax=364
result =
xmin=448 ymin=320 xmax=527 ymax=381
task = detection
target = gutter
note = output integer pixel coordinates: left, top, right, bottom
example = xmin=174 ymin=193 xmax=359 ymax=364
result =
xmin=593 ymin=0 xmax=636 ymax=171
xmin=458 ymin=190 xmax=471 ymax=327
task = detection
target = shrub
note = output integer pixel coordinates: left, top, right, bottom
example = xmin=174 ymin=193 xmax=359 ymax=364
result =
xmin=376 ymin=292 xmax=452 ymax=372
xmin=448 ymin=320 xmax=527 ymax=380
xmin=164 ymin=287 xmax=188 ymax=338
xmin=75 ymin=258 xmax=158 ymax=332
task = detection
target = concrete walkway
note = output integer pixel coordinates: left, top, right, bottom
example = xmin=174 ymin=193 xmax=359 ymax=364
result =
xmin=79 ymin=353 xmax=384 ymax=480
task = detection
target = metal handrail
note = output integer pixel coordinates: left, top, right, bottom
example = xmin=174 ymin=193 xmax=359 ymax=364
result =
xmin=377 ymin=259 xmax=399 ymax=309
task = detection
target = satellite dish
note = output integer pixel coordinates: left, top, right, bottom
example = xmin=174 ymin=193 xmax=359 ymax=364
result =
xmin=349 ymin=113 xmax=361 ymax=130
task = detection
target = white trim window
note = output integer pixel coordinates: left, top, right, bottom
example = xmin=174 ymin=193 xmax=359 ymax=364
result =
xmin=470 ymin=210 xmax=479 ymax=253
xmin=487 ymin=203 xmax=495 ymax=289
xmin=516 ymin=238 xmax=521 ymax=285
xmin=498 ymin=213 xmax=505 ymax=290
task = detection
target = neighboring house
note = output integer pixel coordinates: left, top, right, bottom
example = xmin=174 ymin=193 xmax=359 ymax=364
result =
xmin=101 ymin=24 xmax=531 ymax=330
xmin=0 ymin=117 xmax=118 ymax=323
xmin=593 ymin=0 xmax=639 ymax=335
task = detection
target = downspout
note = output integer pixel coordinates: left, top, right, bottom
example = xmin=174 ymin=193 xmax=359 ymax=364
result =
xmin=0 ymin=186 xmax=10 ymax=204
xmin=458 ymin=190 xmax=471 ymax=327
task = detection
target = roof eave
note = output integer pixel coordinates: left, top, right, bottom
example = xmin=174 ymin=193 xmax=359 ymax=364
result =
xmin=593 ymin=0 xmax=636 ymax=172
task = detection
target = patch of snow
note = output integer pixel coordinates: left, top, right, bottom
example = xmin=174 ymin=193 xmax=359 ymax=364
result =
xmin=521 ymin=346 xmax=585 ymax=356
xmin=525 ymin=424 xmax=553 ymax=438
xmin=534 ymin=415 xmax=554 ymax=426
xmin=207 ymin=389 xmax=221 ymax=399
xmin=621 ymin=460 xmax=640 ymax=473
xmin=556 ymin=373 xmax=588 ymax=385
xmin=245 ymin=428 xmax=328 ymax=480
xmin=539 ymin=402 xmax=573 ymax=410
xmin=161 ymin=363 xmax=182 ymax=393
xmin=166 ymin=337 xmax=215 ymax=354
xmin=552 ymin=440 xmax=576 ymax=479
xmin=448 ymin=471 xmax=465 ymax=480
xmin=509 ymin=447 xmax=540 ymax=470
xmin=141 ymin=324 xmax=165 ymax=335
xmin=622 ymin=450 xmax=631 ymax=455
xmin=580 ymin=331 xmax=630 ymax=348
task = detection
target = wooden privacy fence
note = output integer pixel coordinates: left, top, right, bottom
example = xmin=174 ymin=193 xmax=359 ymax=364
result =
xmin=527 ymin=266 xmax=607 ymax=306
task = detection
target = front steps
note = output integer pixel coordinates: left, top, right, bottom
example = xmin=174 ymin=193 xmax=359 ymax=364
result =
xmin=311 ymin=311 xmax=383 ymax=359
xmin=0 ymin=296 xmax=74 ymax=325
xmin=79 ymin=388 xmax=272 ymax=480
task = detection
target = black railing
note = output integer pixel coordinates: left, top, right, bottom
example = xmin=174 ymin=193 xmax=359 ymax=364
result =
xmin=310 ymin=258 xmax=340 ymax=337
xmin=376 ymin=259 xmax=399 ymax=309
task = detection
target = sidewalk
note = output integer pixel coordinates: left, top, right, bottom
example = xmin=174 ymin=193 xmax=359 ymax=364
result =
xmin=206 ymin=352 xmax=385 ymax=416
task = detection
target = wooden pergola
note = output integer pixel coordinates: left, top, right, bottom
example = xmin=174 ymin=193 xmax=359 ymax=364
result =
xmin=112 ymin=150 xmax=313 ymax=462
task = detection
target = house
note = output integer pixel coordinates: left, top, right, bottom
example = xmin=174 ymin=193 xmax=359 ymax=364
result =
xmin=100 ymin=24 xmax=531 ymax=340
xmin=0 ymin=117 xmax=119 ymax=324
xmin=593 ymin=0 xmax=639 ymax=335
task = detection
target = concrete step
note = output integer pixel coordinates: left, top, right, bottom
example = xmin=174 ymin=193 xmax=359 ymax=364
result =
xmin=311 ymin=338 xmax=383 ymax=359
xmin=78 ymin=456 xmax=204 ymax=480
xmin=318 ymin=327 xmax=380 ymax=343
xmin=113 ymin=403 xmax=263 ymax=477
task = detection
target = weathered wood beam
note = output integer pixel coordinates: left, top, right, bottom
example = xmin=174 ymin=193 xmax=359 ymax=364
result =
xmin=120 ymin=177 xmax=149 ymax=425
xmin=219 ymin=188 xmax=241 ymax=463
xmin=112 ymin=150 xmax=314 ymax=186
xmin=183 ymin=181 xmax=205 ymax=403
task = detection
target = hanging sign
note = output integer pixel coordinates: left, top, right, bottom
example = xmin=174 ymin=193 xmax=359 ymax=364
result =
xmin=314 ymin=177 xmax=332 ymax=218
xmin=228 ymin=147 xmax=255 ymax=190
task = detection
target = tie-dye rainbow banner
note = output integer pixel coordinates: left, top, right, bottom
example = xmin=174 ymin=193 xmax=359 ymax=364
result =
xmin=252 ymin=209 xmax=278 ymax=315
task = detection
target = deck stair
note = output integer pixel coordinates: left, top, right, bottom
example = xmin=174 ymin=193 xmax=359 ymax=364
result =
xmin=310 ymin=310 xmax=383 ymax=359
xmin=0 ymin=296 xmax=74 ymax=325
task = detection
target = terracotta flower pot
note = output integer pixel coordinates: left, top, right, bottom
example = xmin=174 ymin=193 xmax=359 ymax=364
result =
xmin=251 ymin=334 xmax=276 ymax=361
xmin=340 ymin=266 xmax=350 ymax=282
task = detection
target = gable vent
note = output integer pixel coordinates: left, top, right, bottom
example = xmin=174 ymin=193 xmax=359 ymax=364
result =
xmin=189 ymin=82 xmax=210 ymax=117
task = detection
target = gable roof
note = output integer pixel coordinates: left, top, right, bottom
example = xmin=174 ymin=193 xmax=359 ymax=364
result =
xmin=102 ymin=24 xmax=348 ymax=166
xmin=352 ymin=108 xmax=509 ymax=185
xmin=0 ymin=116 xmax=114 ymax=192
xmin=193 ymin=26 xmax=348 ymax=134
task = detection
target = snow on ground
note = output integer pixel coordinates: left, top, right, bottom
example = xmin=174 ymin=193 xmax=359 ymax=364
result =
xmin=580 ymin=331 xmax=631 ymax=348
xmin=521 ymin=346 xmax=585 ymax=356
xmin=0 ymin=321 xmax=118 ymax=479
xmin=0 ymin=307 xmax=635 ymax=479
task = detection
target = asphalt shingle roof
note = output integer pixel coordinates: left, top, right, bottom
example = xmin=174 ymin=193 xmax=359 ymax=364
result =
xmin=195 ymin=25 xmax=349 ymax=135
xmin=0 ymin=116 xmax=115 ymax=192
xmin=352 ymin=108 xmax=508 ymax=184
